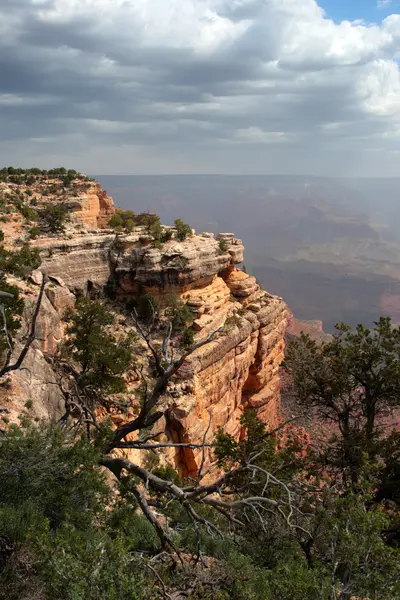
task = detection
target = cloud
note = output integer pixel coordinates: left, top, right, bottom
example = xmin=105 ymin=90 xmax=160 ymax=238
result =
xmin=0 ymin=0 xmax=399 ymax=175
xmin=377 ymin=0 xmax=392 ymax=9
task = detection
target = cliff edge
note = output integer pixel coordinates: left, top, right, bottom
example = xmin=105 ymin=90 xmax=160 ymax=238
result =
xmin=0 ymin=171 xmax=289 ymax=475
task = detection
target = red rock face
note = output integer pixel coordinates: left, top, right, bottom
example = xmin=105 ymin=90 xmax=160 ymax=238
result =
xmin=158 ymin=268 xmax=289 ymax=477
xmin=70 ymin=182 xmax=115 ymax=228
xmin=287 ymin=316 xmax=332 ymax=342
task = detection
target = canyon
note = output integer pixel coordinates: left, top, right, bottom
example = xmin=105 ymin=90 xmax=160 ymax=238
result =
xmin=0 ymin=176 xmax=289 ymax=475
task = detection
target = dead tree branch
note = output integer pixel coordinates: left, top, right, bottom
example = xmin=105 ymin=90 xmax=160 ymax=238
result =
xmin=0 ymin=275 xmax=46 ymax=378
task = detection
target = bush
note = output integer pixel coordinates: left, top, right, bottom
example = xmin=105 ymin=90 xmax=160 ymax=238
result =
xmin=174 ymin=218 xmax=192 ymax=241
xmin=28 ymin=226 xmax=40 ymax=239
xmin=165 ymin=294 xmax=193 ymax=335
xmin=108 ymin=213 xmax=124 ymax=229
xmin=0 ymin=420 xmax=146 ymax=600
xmin=218 ymin=238 xmax=229 ymax=254
xmin=160 ymin=228 xmax=173 ymax=243
xmin=134 ymin=293 xmax=159 ymax=323
xmin=181 ymin=327 xmax=195 ymax=348
xmin=39 ymin=203 xmax=70 ymax=234
xmin=0 ymin=244 xmax=41 ymax=278
xmin=125 ymin=218 xmax=135 ymax=233
xmin=0 ymin=277 xmax=24 ymax=354
xmin=19 ymin=204 xmax=38 ymax=222
xmin=64 ymin=297 xmax=133 ymax=394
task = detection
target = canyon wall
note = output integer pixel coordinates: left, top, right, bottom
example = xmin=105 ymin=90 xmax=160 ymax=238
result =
xmin=66 ymin=181 xmax=115 ymax=228
xmin=31 ymin=226 xmax=288 ymax=475
xmin=2 ymin=182 xmax=289 ymax=476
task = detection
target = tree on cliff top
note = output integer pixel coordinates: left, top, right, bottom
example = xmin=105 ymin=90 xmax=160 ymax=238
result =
xmin=174 ymin=218 xmax=192 ymax=241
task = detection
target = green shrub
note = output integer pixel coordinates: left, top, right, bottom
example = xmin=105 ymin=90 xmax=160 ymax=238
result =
xmin=134 ymin=293 xmax=159 ymax=323
xmin=108 ymin=213 xmax=124 ymax=229
xmin=174 ymin=218 xmax=192 ymax=241
xmin=39 ymin=203 xmax=70 ymax=234
xmin=218 ymin=238 xmax=229 ymax=254
xmin=165 ymin=294 xmax=193 ymax=335
xmin=160 ymin=228 xmax=173 ymax=243
xmin=19 ymin=204 xmax=38 ymax=221
xmin=28 ymin=226 xmax=40 ymax=239
xmin=181 ymin=327 xmax=195 ymax=348
xmin=125 ymin=218 xmax=135 ymax=233
xmin=0 ymin=244 xmax=41 ymax=278
xmin=64 ymin=297 xmax=133 ymax=394
xmin=0 ymin=277 xmax=24 ymax=354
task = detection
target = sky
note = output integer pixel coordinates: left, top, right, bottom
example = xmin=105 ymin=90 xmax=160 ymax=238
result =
xmin=0 ymin=0 xmax=399 ymax=176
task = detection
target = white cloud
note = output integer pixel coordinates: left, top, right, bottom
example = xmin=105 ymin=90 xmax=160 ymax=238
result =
xmin=0 ymin=0 xmax=399 ymax=175
xmin=377 ymin=0 xmax=392 ymax=9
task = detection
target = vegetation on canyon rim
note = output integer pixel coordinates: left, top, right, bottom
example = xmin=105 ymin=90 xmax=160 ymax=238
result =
xmin=0 ymin=169 xmax=399 ymax=599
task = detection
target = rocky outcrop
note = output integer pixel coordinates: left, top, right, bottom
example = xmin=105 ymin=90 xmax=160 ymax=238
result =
xmin=0 ymin=278 xmax=66 ymax=424
xmin=32 ymin=233 xmax=115 ymax=289
xmin=115 ymin=231 xmax=244 ymax=294
xmin=286 ymin=316 xmax=332 ymax=342
xmin=163 ymin=267 xmax=288 ymax=476
xmin=27 ymin=227 xmax=288 ymax=477
xmin=2 ymin=175 xmax=289 ymax=477
xmin=66 ymin=181 xmax=115 ymax=228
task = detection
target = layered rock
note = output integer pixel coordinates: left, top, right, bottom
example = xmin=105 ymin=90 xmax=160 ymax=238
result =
xmin=32 ymin=232 xmax=115 ymax=289
xmin=1 ymin=177 xmax=289 ymax=477
xmin=115 ymin=230 xmax=244 ymax=294
xmin=164 ymin=267 xmax=288 ymax=476
xmin=66 ymin=181 xmax=115 ymax=228
xmin=26 ymin=226 xmax=289 ymax=476
xmin=0 ymin=277 xmax=66 ymax=424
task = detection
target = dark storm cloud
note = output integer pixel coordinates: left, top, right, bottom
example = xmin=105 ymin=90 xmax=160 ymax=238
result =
xmin=0 ymin=0 xmax=399 ymax=175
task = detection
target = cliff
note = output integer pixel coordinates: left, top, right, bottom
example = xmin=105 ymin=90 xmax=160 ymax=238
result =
xmin=0 ymin=175 xmax=289 ymax=476
xmin=65 ymin=180 xmax=115 ymax=228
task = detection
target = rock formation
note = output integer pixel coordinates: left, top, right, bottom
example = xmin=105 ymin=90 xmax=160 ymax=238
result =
xmin=0 ymin=176 xmax=289 ymax=477
xmin=66 ymin=181 xmax=115 ymax=228
xmin=33 ymin=228 xmax=288 ymax=475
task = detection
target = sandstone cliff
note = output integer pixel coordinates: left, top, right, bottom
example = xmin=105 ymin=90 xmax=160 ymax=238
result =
xmin=0 ymin=176 xmax=289 ymax=476
xmin=65 ymin=180 xmax=115 ymax=228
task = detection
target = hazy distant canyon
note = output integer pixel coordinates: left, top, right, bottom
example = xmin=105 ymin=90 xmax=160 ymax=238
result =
xmin=97 ymin=175 xmax=400 ymax=332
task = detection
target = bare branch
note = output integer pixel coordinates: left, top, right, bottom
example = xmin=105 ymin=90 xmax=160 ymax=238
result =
xmin=0 ymin=275 xmax=46 ymax=378
xmin=109 ymin=325 xmax=224 ymax=449
xmin=196 ymin=413 xmax=212 ymax=486
xmin=112 ymin=441 xmax=213 ymax=450
xmin=131 ymin=484 xmax=181 ymax=557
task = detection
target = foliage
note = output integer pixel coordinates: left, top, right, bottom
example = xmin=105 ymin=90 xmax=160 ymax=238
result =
xmin=108 ymin=210 xmax=163 ymax=241
xmin=108 ymin=212 xmax=124 ymax=230
xmin=0 ymin=277 xmax=24 ymax=354
xmin=0 ymin=244 xmax=41 ymax=278
xmin=218 ymin=238 xmax=229 ymax=254
xmin=181 ymin=326 xmax=195 ymax=348
xmin=64 ymin=297 xmax=133 ymax=393
xmin=18 ymin=203 xmax=38 ymax=221
xmin=286 ymin=317 xmax=400 ymax=487
xmin=0 ymin=226 xmax=41 ymax=277
xmin=133 ymin=293 xmax=159 ymax=323
xmin=0 ymin=419 xmax=146 ymax=600
xmin=174 ymin=218 xmax=192 ymax=241
xmin=165 ymin=293 xmax=194 ymax=335
xmin=160 ymin=228 xmax=173 ymax=243
xmin=39 ymin=202 xmax=70 ymax=234
xmin=28 ymin=225 xmax=40 ymax=239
